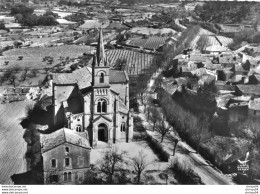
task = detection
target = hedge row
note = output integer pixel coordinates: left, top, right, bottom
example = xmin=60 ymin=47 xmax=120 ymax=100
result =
xmin=145 ymin=132 xmax=170 ymax=162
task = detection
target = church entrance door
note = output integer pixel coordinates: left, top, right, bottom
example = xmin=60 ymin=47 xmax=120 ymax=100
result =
xmin=98 ymin=123 xmax=108 ymax=142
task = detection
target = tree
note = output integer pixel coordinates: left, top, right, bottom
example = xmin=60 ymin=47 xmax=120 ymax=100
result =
xmin=0 ymin=21 xmax=5 ymax=30
xmin=44 ymin=67 xmax=50 ymax=74
xmin=149 ymin=107 xmax=161 ymax=131
xmin=9 ymin=73 xmax=17 ymax=87
xmin=136 ymin=73 xmax=149 ymax=103
xmin=30 ymin=69 xmax=38 ymax=77
xmin=43 ymin=10 xmax=58 ymax=18
xmin=190 ymin=114 xmax=212 ymax=153
xmin=114 ymin=58 xmax=127 ymax=71
xmin=129 ymin=150 xmax=152 ymax=184
xmin=196 ymin=35 xmax=209 ymax=51
xmin=155 ymin=114 xmax=172 ymax=143
xmin=10 ymin=5 xmax=34 ymax=16
xmin=165 ymin=132 xmax=181 ymax=156
xmin=97 ymin=148 xmax=128 ymax=184
xmin=243 ymin=119 xmax=260 ymax=151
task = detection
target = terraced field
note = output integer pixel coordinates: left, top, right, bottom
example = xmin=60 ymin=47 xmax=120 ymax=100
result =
xmin=106 ymin=49 xmax=155 ymax=75
xmin=0 ymin=45 xmax=94 ymax=69
xmin=0 ymin=101 xmax=28 ymax=184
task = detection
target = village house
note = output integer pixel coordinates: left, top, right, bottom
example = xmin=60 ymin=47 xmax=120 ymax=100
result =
xmin=248 ymin=98 xmax=260 ymax=118
xmin=41 ymin=128 xmax=91 ymax=184
xmin=52 ymin=29 xmax=133 ymax=148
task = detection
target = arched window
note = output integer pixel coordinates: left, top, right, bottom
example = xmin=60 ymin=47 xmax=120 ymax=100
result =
xmin=97 ymin=99 xmax=107 ymax=113
xmin=97 ymin=101 xmax=101 ymax=112
xmin=64 ymin=172 xmax=72 ymax=182
xmin=64 ymin=172 xmax=67 ymax=181
xmin=76 ymin=125 xmax=82 ymax=132
xmin=68 ymin=172 xmax=72 ymax=181
xmin=121 ymin=122 xmax=126 ymax=132
xmin=100 ymin=73 xmax=104 ymax=83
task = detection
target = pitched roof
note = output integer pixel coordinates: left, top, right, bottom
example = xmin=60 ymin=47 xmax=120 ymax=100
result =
xmin=236 ymin=85 xmax=260 ymax=95
xmin=109 ymin=70 xmax=129 ymax=83
xmin=96 ymin=29 xmax=107 ymax=67
xmin=55 ymin=85 xmax=76 ymax=104
xmin=119 ymin=98 xmax=128 ymax=114
xmin=53 ymin=67 xmax=92 ymax=90
xmin=40 ymin=128 xmax=91 ymax=153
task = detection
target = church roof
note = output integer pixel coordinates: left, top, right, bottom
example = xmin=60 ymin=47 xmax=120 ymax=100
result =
xmin=109 ymin=70 xmax=129 ymax=83
xmin=53 ymin=67 xmax=92 ymax=90
xmin=119 ymin=98 xmax=128 ymax=114
xmin=40 ymin=128 xmax=91 ymax=153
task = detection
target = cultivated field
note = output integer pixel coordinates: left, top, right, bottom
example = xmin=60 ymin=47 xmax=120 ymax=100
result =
xmin=190 ymin=28 xmax=233 ymax=50
xmin=0 ymin=45 xmax=94 ymax=69
xmin=130 ymin=27 xmax=176 ymax=36
xmin=106 ymin=49 xmax=155 ymax=75
xmin=128 ymin=36 xmax=168 ymax=50
xmin=0 ymin=101 xmax=28 ymax=184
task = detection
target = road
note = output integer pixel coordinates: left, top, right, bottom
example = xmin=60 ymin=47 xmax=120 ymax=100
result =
xmin=139 ymin=68 xmax=235 ymax=185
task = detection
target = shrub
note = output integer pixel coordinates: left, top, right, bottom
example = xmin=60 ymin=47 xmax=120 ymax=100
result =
xmin=168 ymin=159 xmax=204 ymax=185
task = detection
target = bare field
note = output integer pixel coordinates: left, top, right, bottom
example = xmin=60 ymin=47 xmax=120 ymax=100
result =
xmin=0 ymin=45 xmax=94 ymax=69
xmin=0 ymin=101 xmax=28 ymax=184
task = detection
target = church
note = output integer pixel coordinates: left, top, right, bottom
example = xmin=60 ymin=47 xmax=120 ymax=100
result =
xmin=51 ymin=29 xmax=133 ymax=148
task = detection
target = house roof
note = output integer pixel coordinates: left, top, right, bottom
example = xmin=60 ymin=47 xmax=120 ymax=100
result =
xmin=205 ymin=63 xmax=222 ymax=70
xmin=254 ymin=74 xmax=260 ymax=81
xmin=55 ymin=85 xmax=76 ymax=104
xmin=189 ymin=54 xmax=207 ymax=62
xmin=236 ymin=85 xmax=260 ymax=95
xmin=41 ymin=128 xmax=91 ymax=153
xmin=205 ymin=45 xmax=229 ymax=52
xmin=248 ymin=98 xmax=260 ymax=111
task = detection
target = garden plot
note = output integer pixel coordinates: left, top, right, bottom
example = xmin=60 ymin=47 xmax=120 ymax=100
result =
xmin=0 ymin=45 xmax=94 ymax=69
xmin=106 ymin=49 xmax=155 ymax=75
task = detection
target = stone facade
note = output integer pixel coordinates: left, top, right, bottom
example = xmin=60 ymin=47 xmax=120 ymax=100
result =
xmin=52 ymin=30 xmax=133 ymax=148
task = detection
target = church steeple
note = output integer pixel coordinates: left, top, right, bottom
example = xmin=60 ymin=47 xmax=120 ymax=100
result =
xmin=96 ymin=28 xmax=107 ymax=67
xmin=92 ymin=28 xmax=110 ymax=87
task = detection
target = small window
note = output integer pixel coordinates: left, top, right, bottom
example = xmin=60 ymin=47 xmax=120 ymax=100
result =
xmin=253 ymin=110 xmax=257 ymax=115
xmin=51 ymin=159 xmax=56 ymax=168
xmin=65 ymin=147 xmax=69 ymax=153
xmin=65 ymin=158 xmax=70 ymax=167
